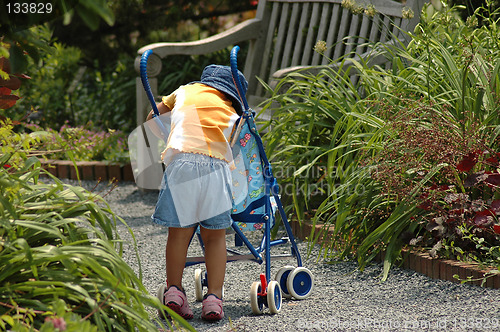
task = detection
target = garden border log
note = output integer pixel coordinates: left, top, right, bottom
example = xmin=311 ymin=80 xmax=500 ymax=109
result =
xmin=290 ymin=219 xmax=500 ymax=289
xmin=40 ymin=160 xmax=134 ymax=182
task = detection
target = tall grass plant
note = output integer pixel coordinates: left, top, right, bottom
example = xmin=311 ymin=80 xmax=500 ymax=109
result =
xmin=262 ymin=1 xmax=500 ymax=279
xmin=0 ymin=120 xmax=194 ymax=331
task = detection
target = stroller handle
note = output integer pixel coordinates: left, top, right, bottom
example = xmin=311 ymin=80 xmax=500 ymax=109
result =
xmin=230 ymin=46 xmax=249 ymax=112
xmin=140 ymin=49 xmax=160 ymax=117
xmin=140 ymin=49 xmax=169 ymax=141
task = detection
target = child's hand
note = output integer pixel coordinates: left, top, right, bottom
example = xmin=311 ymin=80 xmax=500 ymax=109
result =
xmin=147 ymin=102 xmax=171 ymax=138
xmin=146 ymin=102 xmax=171 ymax=121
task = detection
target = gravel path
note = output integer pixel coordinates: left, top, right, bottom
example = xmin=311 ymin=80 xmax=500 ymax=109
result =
xmin=77 ymin=180 xmax=500 ymax=331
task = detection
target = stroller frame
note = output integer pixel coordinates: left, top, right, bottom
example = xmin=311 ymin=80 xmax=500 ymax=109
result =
xmin=140 ymin=46 xmax=313 ymax=315
xmin=184 ymin=109 xmax=303 ymax=275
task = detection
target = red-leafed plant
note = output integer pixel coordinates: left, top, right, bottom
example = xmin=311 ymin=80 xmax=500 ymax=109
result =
xmin=0 ymin=57 xmax=29 ymax=111
xmin=415 ymin=149 xmax=500 ymax=266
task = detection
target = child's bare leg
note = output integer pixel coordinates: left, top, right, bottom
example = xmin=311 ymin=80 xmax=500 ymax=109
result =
xmin=200 ymin=227 xmax=226 ymax=298
xmin=165 ymin=227 xmax=196 ymax=289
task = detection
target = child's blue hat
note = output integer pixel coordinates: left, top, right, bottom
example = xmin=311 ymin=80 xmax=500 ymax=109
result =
xmin=199 ymin=65 xmax=248 ymax=115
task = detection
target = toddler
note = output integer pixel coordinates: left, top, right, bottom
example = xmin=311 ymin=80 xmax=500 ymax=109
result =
xmin=146 ymin=64 xmax=248 ymax=321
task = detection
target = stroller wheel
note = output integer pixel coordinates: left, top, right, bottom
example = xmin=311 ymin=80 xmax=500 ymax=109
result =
xmin=194 ymin=268 xmax=225 ymax=301
xmin=275 ymin=265 xmax=295 ymax=299
xmin=287 ymin=267 xmax=314 ymax=300
xmin=156 ymin=283 xmax=168 ymax=318
xmin=267 ymin=280 xmax=282 ymax=314
xmin=250 ymin=281 xmax=264 ymax=314
xmin=194 ymin=268 xmax=204 ymax=302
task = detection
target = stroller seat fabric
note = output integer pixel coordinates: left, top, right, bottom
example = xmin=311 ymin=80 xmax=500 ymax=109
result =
xmin=230 ymin=115 xmax=276 ymax=231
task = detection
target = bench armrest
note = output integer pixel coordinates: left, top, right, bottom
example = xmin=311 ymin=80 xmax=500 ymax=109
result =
xmin=137 ymin=18 xmax=262 ymax=59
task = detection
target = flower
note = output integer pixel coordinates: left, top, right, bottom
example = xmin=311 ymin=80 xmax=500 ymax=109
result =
xmin=351 ymin=4 xmax=364 ymax=15
xmin=402 ymin=7 xmax=414 ymax=19
xmin=364 ymin=4 xmax=377 ymax=17
xmin=466 ymin=15 xmax=478 ymax=28
xmin=314 ymin=40 xmax=327 ymax=55
xmin=341 ymin=0 xmax=364 ymax=14
xmin=341 ymin=0 xmax=354 ymax=9
xmin=45 ymin=316 xmax=67 ymax=331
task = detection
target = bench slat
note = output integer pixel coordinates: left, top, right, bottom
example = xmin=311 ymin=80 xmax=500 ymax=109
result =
xmin=332 ymin=8 xmax=351 ymax=60
xmin=267 ymin=0 xmax=409 ymax=18
xmin=354 ymin=15 xmax=371 ymax=56
xmin=300 ymin=2 xmax=321 ymax=65
xmin=290 ymin=2 xmax=310 ymax=67
xmin=311 ymin=3 xmax=332 ymax=66
xmin=323 ymin=4 xmax=341 ymax=63
xmin=281 ymin=2 xmax=301 ymax=68
xmin=269 ymin=2 xmax=291 ymax=78
xmin=344 ymin=14 xmax=361 ymax=56
xmin=255 ymin=2 xmax=282 ymax=96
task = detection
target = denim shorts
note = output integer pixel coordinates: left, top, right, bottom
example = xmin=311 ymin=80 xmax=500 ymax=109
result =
xmin=151 ymin=153 xmax=233 ymax=229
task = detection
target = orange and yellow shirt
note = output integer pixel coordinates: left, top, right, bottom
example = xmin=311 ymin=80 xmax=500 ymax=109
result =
xmin=161 ymin=83 xmax=239 ymax=163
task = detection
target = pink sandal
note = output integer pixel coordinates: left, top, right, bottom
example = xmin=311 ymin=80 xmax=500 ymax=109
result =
xmin=162 ymin=285 xmax=193 ymax=320
xmin=201 ymin=294 xmax=224 ymax=321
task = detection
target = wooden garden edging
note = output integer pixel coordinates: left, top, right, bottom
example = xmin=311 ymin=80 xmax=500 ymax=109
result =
xmin=41 ymin=160 xmax=134 ymax=182
xmin=291 ymin=220 xmax=500 ymax=289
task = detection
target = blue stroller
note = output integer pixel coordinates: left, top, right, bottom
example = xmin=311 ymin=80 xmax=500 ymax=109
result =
xmin=139 ymin=46 xmax=314 ymax=315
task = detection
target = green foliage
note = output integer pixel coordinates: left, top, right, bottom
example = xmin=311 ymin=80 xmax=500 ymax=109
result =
xmin=3 ymin=0 xmax=255 ymax=134
xmin=158 ymin=47 xmax=244 ymax=96
xmin=448 ymin=0 xmax=500 ymax=23
xmin=0 ymin=119 xmax=40 ymax=168
xmin=263 ymin=1 xmax=500 ymax=279
xmin=69 ymin=54 xmax=136 ymax=132
xmin=0 ymin=122 xmax=193 ymax=331
xmin=51 ymin=0 xmax=257 ymax=70
xmin=4 ymin=299 xmax=100 ymax=332
xmin=26 ymin=122 xmax=129 ymax=164
xmin=10 ymin=31 xmax=82 ymax=125
xmin=0 ymin=0 xmax=115 ymax=74
xmin=6 ymin=26 xmax=136 ymax=133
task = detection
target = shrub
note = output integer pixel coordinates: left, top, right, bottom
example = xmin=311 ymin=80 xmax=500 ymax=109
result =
xmin=262 ymin=1 xmax=500 ymax=279
xmin=8 ymin=26 xmax=137 ymax=133
xmin=26 ymin=122 xmax=129 ymax=164
xmin=0 ymin=120 xmax=193 ymax=331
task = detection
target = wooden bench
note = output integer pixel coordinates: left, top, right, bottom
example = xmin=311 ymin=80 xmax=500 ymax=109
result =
xmin=135 ymin=0 xmax=426 ymax=124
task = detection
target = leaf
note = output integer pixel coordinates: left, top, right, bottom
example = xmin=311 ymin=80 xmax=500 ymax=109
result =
xmin=0 ymin=76 xmax=21 ymax=90
xmin=0 ymin=94 xmax=20 ymax=109
xmin=456 ymin=151 xmax=479 ymax=172
xmin=491 ymin=200 xmax=500 ymax=213
xmin=8 ymin=45 xmax=28 ymax=74
xmin=464 ymin=171 xmax=488 ymax=187
xmin=79 ymin=0 xmax=115 ymax=26
xmin=1 ymin=315 xmax=14 ymax=327
xmin=485 ymin=156 xmax=499 ymax=166
xmin=493 ymin=225 xmax=500 ymax=234
xmin=75 ymin=0 xmax=115 ymax=31
xmin=473 ymin=210 xmax=494 ymax=227
xmin=75 ymin=4 xmax=101 ymax=30
xmin=484 ymin=172 xmax=500 ymax=187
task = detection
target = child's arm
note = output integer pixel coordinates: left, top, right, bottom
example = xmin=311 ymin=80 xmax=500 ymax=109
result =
xmin=146 ymin=101 xmax=171 ymax=121
xmin=146 ymin=102 xmax=171 ymax=138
